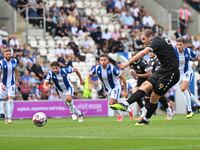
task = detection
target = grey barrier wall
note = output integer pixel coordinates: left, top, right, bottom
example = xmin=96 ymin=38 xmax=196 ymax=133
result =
xmin=0 ymin=0 xmax=17 ymax=34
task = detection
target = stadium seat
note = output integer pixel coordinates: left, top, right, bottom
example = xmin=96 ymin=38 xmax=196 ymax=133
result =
xmin=76 ymin=1 xmax=84 ymax=8
xmin=107 ymin=24 xmax=115 ymax=32
xmin=102 ymin=16 xmax=110 ymax=24
xmin=38 ymin=39 xmax=46 ymax=48
xmin=47 ymin=53 xmax=57 ymax=62
xmin=92 ymin=8 xmax=100 ymax=16
xmin=47 ymin=39 xmax=55 ymax=48
xmin=38 ymin=48 xmax=47 ymax=56
xmin=48 ymin=0 xmax=56 ymax=6
xmin=95 ymin=16 xmax=102 ymax=24
xmin=28 ymin=39 xmax=37 ymax=48
xmin=57 ymin=0 xmax=63 ymax=7
xmin=85 ymin=8 xmax=92 ymax=16
xmin=100 ymin=8 xmax=107 ymax=16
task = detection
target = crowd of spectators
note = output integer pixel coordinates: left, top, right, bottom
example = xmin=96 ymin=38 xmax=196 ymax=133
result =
xmin=2 ymin=0 xmax=200 ymax=101
xmin=186 ymin=0 xmax=200 ymax=12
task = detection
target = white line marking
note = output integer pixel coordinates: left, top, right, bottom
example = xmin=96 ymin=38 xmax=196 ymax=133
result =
xmin=0 ymin=134 xmax=200 ymax=141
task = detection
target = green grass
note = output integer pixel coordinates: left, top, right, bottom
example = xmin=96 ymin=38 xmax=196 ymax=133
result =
xmin=0 ymin=115 xmax=200 ymax=150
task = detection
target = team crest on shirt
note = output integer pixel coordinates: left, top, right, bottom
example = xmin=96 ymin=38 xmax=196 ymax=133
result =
xmin=159 ymin=83 xmax=164 ymax=89
xmin=137 ymin=66 xmax=140 ymax=69
xmin=107 ymin=70 xmax=111 ymax=74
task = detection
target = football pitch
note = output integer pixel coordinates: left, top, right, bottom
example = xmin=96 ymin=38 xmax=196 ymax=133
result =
xmin=0 ymin=115 xmax=200 ymax=150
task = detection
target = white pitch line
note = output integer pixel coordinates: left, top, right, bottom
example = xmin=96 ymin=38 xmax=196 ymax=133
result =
xmin=0 ymin=134 xmax=200 ymax=141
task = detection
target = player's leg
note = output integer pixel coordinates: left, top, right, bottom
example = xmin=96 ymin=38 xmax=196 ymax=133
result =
xmin=181 ymin=80 xmax=193 ymax=118
xmin=159 ymin=96 xmax=173 ymax=120
xmin=4 ymin=85 xmax=16 ymax=123
xmin=66 ymin=88 xmax=83 ymax=122
xmin=109 ymin=88 xmax=125 ymax=121
xmin=190 ymin=93 xmax=200 ymax=107
xmin=0 ymin=88 xmax=5 ymax=119
xmin=110 ymin=81 xmax=153 ymax=111
xmin=136 ymin=70 xmax=180 ymax=125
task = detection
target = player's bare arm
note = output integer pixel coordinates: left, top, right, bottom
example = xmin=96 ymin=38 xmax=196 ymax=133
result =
xmin=15 ymin=68 xmax=19 ymax=87
xmin=119 ymin=74 xmax=128 ymax=98
xmin=73 ymin=68 xmax=84 ymax=85
xmin=119 ymin=47 xmax=151 ymax=69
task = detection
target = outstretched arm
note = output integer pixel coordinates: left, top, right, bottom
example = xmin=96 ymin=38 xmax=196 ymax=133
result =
xmin=119 ymin=74 xmax=128 ymax=98
xmin=73 ymin=68 xmax=84 ymax=85
xmin=119 ymin=47 xmax=151 ymax=69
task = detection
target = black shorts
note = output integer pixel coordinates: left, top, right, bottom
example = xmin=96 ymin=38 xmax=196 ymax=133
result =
xmin=168 ymin=95 xmax=175 ymax=102
xmin=137 ymin=78 xmax=148 ymax=87
xmin=147 ymin=70 xmax=180 ymax=96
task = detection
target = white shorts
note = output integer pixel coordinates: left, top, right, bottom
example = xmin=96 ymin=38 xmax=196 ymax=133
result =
xmin=179 ymin=70 xmax=193 ymax=84
xmin=109 ymin=88 xmax=121 ymax=101
xmin=57 ymin=87 xmax=74 ymax=101
xmin=0 ymin=85 xmax=16 ymax=99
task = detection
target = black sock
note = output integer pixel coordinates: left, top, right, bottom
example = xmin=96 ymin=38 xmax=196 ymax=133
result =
xmin=146 ymin=103 xmax=158 ymax=119
xmin=159 ymin=96 xmax=168 ymax=111
xmin=127 ymin=90 xmax=146 ymax=106
xmin=144 ymin=97 xmax=150 ymax=110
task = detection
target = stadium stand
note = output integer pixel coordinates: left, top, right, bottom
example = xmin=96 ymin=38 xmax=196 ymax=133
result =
xmin=2 ymin=0 xmax=200 ymax=102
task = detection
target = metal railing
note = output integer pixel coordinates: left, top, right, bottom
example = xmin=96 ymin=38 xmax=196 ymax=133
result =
xmin=18 ymin=6 xmax=46 ymax=42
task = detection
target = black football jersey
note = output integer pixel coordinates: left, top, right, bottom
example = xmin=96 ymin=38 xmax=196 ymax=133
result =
xmin=147 ymin=36 xmax=179 ymax=73
xmin=148 ymin=57 xmax=161 ymax=73
xmin=130 ymin=58 xmax=149 ymax=74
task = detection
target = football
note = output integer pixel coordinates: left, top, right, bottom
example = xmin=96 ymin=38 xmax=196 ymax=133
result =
xmin=32 ymin=112 xmax=47 ymax=127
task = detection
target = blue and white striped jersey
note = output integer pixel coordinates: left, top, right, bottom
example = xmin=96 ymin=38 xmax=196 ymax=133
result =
xmin=0 ymin=58 xmax=17 ymax=87
xmin=90 ymin=64 xmax=121 ymax=92
xmin=174 ymin=47 xmax=198 ymax=74
xmin=45 ymin=67 xmax=73 ymax=92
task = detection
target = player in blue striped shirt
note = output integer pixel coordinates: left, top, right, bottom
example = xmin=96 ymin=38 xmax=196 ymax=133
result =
xmin=174 ymin=38 xmax=200 ymax=119
xmin=0 ymin=48 xmax=19 ymax=124
xmin=43 ymin=61 xmax=84 ymax=122
xmin=89 ymin=54 xmax=134 ymax=121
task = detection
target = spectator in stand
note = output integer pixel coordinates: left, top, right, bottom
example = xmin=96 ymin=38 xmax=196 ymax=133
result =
xmin=68 ymin=40 xmax=85 ymax=61
xmin=142 ymin=11 xmax=155 ymax=29
xmin=46 ymin=12 xmax=57 ymax=34
xmin=106 ymin=0 xmax=115 ymax=13
xmin=130 ymin=2 xmax=141 ymax=22
xmin=55 ymin=22 xmax=65 ymax=37
xmin=81 ymin=36 xmax=93 ymax=54
xmin=9 ymin=35 xmax=20 ymax=48
xmin=18 ymin=60 xmax=26 ymax=76
xmin=120 ymin=12 xmax=135 ymax=28
xmin=17 ymin=0 xmax=28 ymax=18
xmin=20 ymin=79 xmax=31 ymax=100
xmin=49 ymin=3 xmax=60 ymax=18
xmin=179 ymin=4 xmax=191 ymax=35
xmin=192 ymin=36 xmax=200 ymax=50
xmin=112 ymin=28 xmax=121 ymax=41
xmin=30 ymin=60 xmax=44 ymax=81
xmin=27 ymin=0 xmax=38 ymax=26
xmin=53 ymin=43 xmax=65 ymax=57
xmin=114 ymin=0 xmax=125 ymax=13
xmin=102 ymin=29 xmax=112 ymax=41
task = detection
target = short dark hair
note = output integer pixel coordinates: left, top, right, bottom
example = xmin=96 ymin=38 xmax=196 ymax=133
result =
xmin=51 ymin=61 xmax=60 ymax=67
xmin=100 ymin=54 xmax=109 ymax=59
xmin=143 ymin=29 xmax=154 ymax=38
xmin=176 ymin=37 xmax=184 ymax=43
xmin=3 ymin=48 xmax=11 ymax=53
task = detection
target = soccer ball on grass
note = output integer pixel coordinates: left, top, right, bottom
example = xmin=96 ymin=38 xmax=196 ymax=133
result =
xmin=32 ymin=112 xmax=47 ymax=127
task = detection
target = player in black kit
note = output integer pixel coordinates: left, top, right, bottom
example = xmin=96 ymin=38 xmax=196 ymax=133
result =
xmin=129 ymin=57 xmax=151 ymax=118
xmin=110 ymin=29 xmax=180 ymax=125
